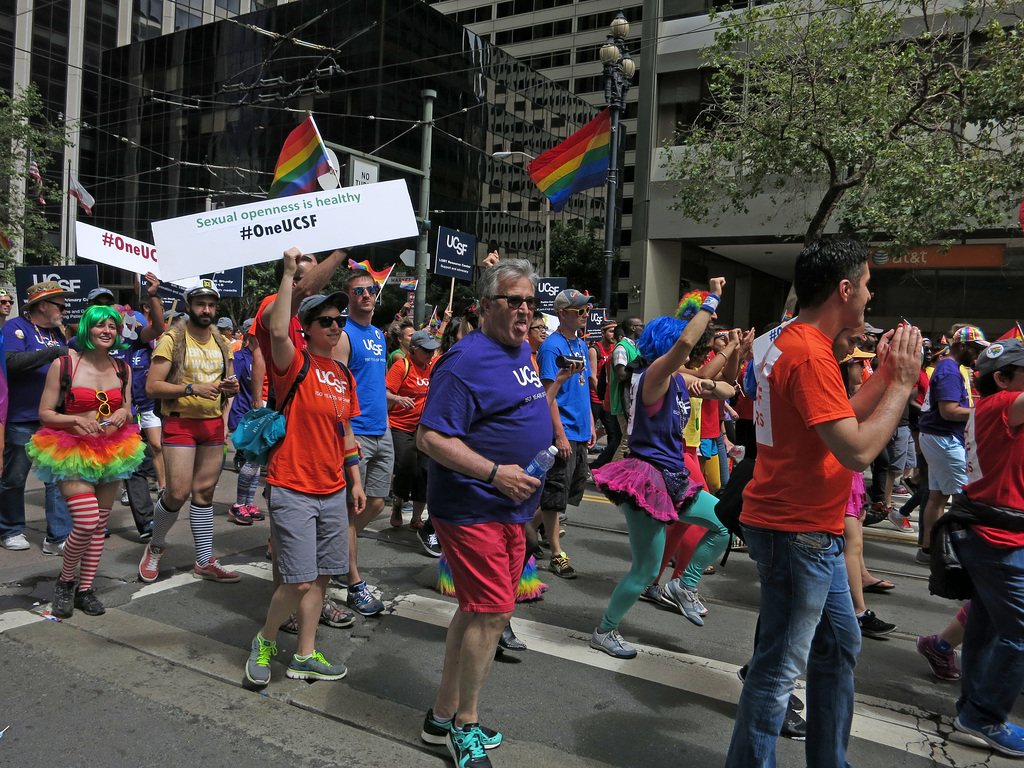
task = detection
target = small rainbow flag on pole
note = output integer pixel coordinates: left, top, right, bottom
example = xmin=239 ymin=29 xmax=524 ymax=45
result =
xmin=997 ymin=322 xmax=1024 ymax=342
xmin=527 ymin=109 xmax=611 ymax=213
xmin=348 ymin=259 xmax=396 ymax=293
xmin=269 ymin=116 xmax=333 ymax=198
xmin=399 ymin=278 xmax=418 ymax=291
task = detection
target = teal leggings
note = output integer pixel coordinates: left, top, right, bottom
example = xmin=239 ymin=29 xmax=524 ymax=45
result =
xmin=599 ymin=491 xmax=727 ymax=633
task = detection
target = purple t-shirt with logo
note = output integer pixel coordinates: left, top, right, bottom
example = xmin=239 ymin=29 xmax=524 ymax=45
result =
xmin=420 ymin=329 xmax=551 ymax=525
xmin=2 ymin=316 xmax=66 ymax=423
xmin=919 ymin=357 xmax=969 ymax=443
xmin=628 ymin=369 xmax=692 ymax=474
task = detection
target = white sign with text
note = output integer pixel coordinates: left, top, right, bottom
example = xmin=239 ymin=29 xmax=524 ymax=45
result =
xmin=76 ymin=222 xmax=161 ymax=276
xmin=150 ymin=180 xmax=417 ymax=282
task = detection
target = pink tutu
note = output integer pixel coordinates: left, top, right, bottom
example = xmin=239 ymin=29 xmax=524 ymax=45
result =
xmin=591 ymin=457 xmax=700 ymax=523
xmin=845 ymin=472 xmax=867 ymax=519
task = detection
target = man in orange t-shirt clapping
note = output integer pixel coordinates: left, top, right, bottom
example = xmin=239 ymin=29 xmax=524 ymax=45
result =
xmin=725 ymin=239 xmax=922 ymax=768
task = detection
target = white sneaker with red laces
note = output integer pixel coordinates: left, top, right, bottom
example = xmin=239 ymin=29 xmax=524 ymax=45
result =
xmin=193 ymin=559 xmax=241 ymax=582
xmin=887 ymin=510 xmax=916 ymax=533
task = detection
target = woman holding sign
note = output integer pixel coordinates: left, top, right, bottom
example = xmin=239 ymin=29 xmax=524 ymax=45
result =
xmin=29 ymin=304 xmax=145 ymax=618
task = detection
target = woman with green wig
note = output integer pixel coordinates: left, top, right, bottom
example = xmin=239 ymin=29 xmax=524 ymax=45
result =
xmin=28 ymin=303 xmax=145 ymax=619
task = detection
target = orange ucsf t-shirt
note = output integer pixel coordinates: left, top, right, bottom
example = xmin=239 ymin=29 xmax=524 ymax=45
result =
xmin=267 ymin=347 xmax=360 ymax=495
xmin=385 ymin=356 xmax=432 ymax=434
xmin=742 ymin=322 xmax=856 ymax=535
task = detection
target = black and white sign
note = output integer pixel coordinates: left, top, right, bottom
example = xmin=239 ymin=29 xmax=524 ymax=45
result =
xmin=535 ymin=277 xmax=567 ymax=312
xmin=142 ymin=267 xmax=244 ymax=308
xmin=15 ymin=264 xmax=99 ymax=323
xmin=434 ymin=226 xmax=476 ymax=281
xmin=586 ymin=306 xmax=608 ymax=340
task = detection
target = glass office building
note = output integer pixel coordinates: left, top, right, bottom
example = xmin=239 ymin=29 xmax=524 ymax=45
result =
xmin=92 ymin=0 xmax=596 ymax=270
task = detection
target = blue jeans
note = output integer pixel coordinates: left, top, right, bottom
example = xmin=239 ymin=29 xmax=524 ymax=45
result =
xmin=726 ymin=525 xmax=860 ymax=768
xmin=954 ymin=528 xmax=1024 ymax=727
xmin=0 ymin=421 xmax=72 ymax=543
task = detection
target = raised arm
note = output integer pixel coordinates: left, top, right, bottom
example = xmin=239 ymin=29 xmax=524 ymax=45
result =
xmin=269 ymin=248 xmax=300 ymax=373
xmin=137 ymin=272 xmax=166 ymax=344
xmin=642 ymin=278 xmax=725 ymax=406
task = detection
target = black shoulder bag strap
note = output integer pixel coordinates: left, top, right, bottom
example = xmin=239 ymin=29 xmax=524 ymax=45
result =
xmin=276 ymin=351 xmax=311 ymax=414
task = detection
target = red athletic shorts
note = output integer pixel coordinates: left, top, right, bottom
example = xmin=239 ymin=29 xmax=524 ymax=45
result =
xmin=162 ymin=416 xmax=225 ymax=447
xmin=432 ymin=519 xmax=525 ymax=613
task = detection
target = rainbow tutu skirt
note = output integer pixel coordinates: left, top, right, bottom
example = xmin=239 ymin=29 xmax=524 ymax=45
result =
xmin=591 ymin=457 xmax=699 ymax=523
xmin=27 ymin=423 xmax=145 ymax=485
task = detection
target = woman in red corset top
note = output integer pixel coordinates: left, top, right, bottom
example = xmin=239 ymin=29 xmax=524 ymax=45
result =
xmin=28 ymin=304 xmax=144 ymax=619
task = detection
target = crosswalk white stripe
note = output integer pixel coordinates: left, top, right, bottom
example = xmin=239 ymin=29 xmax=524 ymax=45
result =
xmin=389 ymin=592 xmax=994 ymax=767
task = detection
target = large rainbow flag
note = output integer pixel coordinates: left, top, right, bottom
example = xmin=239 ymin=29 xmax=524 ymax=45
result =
xmin=527 ymin=109 xmax=611 ymax=212
xmin=269 ymin=116 xmax=333 ymax=198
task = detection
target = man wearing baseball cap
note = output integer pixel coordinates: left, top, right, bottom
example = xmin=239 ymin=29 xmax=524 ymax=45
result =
xmin=140 ymin=279 xmax=240 ymax=583
xmin=536 ymin=287 xmax=596 ymax=578
xmin=0 ymin=281 xmax=75 ymax=552
xmin=917 ymin=323 xmax=989 ymax=563
xmin=87 ymin=287 xmax=115 ymax=306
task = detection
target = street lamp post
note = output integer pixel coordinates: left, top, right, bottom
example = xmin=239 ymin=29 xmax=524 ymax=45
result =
xmin=492 ymin=150 xmax=551 ymax=276
xmin=599 ymin=10 xmax=635 ymax=313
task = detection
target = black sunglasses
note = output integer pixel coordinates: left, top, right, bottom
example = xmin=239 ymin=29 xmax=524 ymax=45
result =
xmin=352 ymin=284 xmax=380 ymax=297
xmin=312 ymin=315 xmax=346 ymax=328
xmin=489 ymin=294 xmax=537 ymax=310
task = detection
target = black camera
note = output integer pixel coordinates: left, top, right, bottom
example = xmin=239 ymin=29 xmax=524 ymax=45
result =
xmin=556 ymin=354 xmax=586 ymax=368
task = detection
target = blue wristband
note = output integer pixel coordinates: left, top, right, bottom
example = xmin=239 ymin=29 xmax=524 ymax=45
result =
xmin=700 ymin=294 xmax=721 ymax=314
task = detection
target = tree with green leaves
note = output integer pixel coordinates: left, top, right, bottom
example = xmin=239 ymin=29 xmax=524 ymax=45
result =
xmin=0 ymin=85 xmax=69 ymax=282
xmin=665 ymin=0 xmax=1024 ymax=251
xmin=550 ymin=219 xmax=618 ymax=310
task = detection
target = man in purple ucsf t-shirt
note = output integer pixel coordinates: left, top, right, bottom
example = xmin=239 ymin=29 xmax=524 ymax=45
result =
xmin=415 ymin=259 xmax=553 ymax=767
xmin=1 ymin=281 xmax=75 ymax=552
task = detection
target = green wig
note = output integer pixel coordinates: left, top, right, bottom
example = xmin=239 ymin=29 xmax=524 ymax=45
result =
xmin=77 ymin=304 xmax=128 ymax=351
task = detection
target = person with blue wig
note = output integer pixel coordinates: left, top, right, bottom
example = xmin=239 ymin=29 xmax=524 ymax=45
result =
xmin=29 ymin=303 xmax=145 ymax=619
xmin=588 ymin=278 xmax=734 ymax=659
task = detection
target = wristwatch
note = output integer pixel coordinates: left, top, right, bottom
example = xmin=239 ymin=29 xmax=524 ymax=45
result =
xmin=184 ymin=383 xmax=194 ymax=396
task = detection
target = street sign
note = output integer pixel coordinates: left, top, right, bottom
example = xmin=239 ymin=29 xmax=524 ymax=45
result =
xmin=536 ymin=277 xmax=567 ymax=312
xmin=351 ymin=157 xmax=379 ymax=186
xmin=434 ymin=226 xmax=476 ymax=281
xmin=15 ymin=264 xmax=99 ymax=323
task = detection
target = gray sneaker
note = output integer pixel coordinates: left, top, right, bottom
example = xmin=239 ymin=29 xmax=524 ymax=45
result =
xmin=42 ymin=538 xmax=66 ymax=556
xmin=590 ymin=627 xmax=638 ymax=659
xmin=1 ymin=533 xmax=30 ymax=551
xmin=663 ymin=579 xmax=705 ymax=627
xmin=286 ymin=650 xmax=347 ymax=681
xmin=245 ymin=632 xmax=277 ymax=686
xmin=638 ymin=583 xmax=662 ymax=603
xmin=916 ymin=548 xmax=931 ymax=565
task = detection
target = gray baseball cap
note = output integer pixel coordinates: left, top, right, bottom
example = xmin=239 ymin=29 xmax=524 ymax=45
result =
xmin=976 ymin=339 xmax=1024 ymax=376
xmin=216 ymin=317 xmax=234 ymax=330
xmin=410 ymin=329 xmax=440 ymax=350
xmin=298 ymin=292 xmax=349 ymax=323
xmin=88 ymin=287 xmax=115 ymax=303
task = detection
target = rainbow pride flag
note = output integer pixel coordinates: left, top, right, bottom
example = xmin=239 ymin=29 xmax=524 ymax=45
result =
xmin=269 ymin=116 xmax=332 ymax=198
xmin=399 ymin=278 xmax=418 ymax=291
xmin=527 ymin=109 xmax=610 ymax=212
xmin=349 ymin=259 xmax=395 ymax=292
xmin=997 ymin=322 xmax=1024 ymax=342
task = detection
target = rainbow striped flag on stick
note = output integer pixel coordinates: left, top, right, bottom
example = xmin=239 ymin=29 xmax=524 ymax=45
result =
xmin=269 ymin=116 xmax=333 ymax=198
xmin=997 ymin=322 xmax=1024 ymax=342
xmin=348 ymin=259 xmax=396 ymax=293
xmin=399 ymin=278 xmax=418 ymax=291
xmin=527 ymin=109 xmax=611 ymax=213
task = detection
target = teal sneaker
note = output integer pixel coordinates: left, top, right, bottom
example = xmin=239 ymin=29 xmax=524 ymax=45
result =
xmin=245 ymin=632 xmax=277 ymax=686
xmin=954 ymin=715 xmax=1024 ymax=757
xmin=447 ymin=724 xmax=492 ymax=767
xmin=286 ymin=650 xmax=347 ymax=681
xmin=420 ymin=708 xmax=502 ymax=749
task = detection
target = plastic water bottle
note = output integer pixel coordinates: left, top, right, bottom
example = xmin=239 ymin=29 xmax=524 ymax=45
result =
xmin=727 ymin=445 xmax=746 ymax=462
xmin=524 ymin=446 xmax=558 ymax=478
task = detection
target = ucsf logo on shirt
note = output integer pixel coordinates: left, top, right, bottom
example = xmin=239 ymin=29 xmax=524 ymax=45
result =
xmin=513 ymin=365 xmax=541 ymax=388
xmin=315 ymin=368 xmax=349 ymax=396
xmin=361 ymin=331 xmax=384 ymax=359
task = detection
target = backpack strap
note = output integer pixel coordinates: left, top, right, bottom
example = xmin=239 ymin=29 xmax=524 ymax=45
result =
xmin=276 ymin=351 xmax=311 ymax=414
xmin=114 ymin=357 xmax=130 ymax=404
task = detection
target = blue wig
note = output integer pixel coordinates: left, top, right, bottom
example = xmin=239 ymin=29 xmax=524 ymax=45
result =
xmin=78 ymin=304 xmax=128 ymax=351
xmin=636 ymin=315 xmax=688 ymax=361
